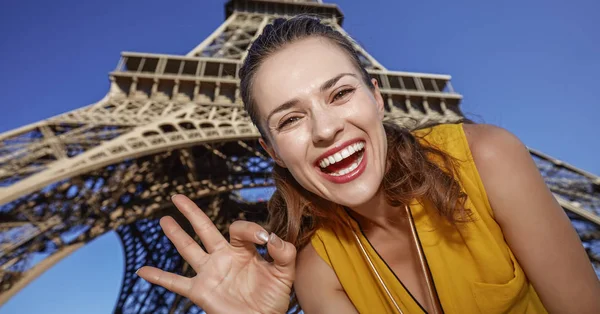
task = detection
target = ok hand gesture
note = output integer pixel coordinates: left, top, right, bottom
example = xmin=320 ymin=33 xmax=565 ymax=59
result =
xmin=136 ymin=195 xmax=297 ymax=314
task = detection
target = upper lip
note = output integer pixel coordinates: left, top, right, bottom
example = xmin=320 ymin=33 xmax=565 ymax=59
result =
xmin=313 ymin=138 xmax=365 ymax=166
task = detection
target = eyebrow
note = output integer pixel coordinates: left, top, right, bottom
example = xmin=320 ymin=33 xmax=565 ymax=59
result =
xmin=265 ymin=72 xmax=358 ymax=125
xmin=320 ymin=72 xmax=357 ymax=93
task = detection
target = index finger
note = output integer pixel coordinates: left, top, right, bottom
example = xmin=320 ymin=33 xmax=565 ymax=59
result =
xmin=171 ymin=194 xmax=228 ymax=253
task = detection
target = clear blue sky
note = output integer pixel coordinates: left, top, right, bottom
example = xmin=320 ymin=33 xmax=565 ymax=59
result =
xmin=1 ymin=0 xmax=598 ymax=313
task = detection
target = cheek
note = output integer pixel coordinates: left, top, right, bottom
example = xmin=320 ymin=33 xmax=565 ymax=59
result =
xmin=343 ymin=93 xmax=381 ymax=124
xmin=273 ymin=128 xmax=312 ymax=165
xmin=277 ymin=132 xmax=316 ymax=190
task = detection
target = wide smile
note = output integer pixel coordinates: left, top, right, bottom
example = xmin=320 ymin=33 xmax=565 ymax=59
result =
xmin=314 ymin=139 xmax=368 ymax=184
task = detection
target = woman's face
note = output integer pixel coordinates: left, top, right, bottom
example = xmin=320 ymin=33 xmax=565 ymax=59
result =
xmin=253 ymin=37 xmax=387 ymax=209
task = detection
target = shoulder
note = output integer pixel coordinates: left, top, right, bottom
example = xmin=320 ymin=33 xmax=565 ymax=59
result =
xmin=461 ymin=124 xmax=541 ymax=220
xmin=462 ymin=123 xmax=530 ymax=167
xmin=295 ymin=242 xmax=340 ymax=290
xmin=295 ymin=242 xmax=354 ymax=313
xmin=411 ymin=123 xmax=528 ymax=166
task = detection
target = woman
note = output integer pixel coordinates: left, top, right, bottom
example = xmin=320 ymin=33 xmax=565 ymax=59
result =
xmin=136 ymin=16 xmax=600 ymax=313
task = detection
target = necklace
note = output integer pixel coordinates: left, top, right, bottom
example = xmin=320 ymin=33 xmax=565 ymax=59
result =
xmin=349 ymin=205 xmax=444 ymax=314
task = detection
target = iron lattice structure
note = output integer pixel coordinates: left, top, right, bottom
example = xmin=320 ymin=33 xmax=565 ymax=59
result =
xmin=1 ymin=0 xmax=598 ymax=312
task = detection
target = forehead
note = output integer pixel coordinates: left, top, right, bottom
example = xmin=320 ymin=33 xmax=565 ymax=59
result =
xmin=252 ymin=37 xmax=359 ymax=118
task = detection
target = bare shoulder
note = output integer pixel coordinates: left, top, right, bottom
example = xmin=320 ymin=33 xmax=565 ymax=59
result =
xmin=294 ymin=242 xmax=357 ymax=313
xmin=461 ymin=123 xmax=530 ymax=168
xmin=462 ymin=123 xmax=526 ymax=155
xmin=461 ymin=123 xmax=535 ymax=212
xmin=296 ymin=241 xmax=328 ymax=275
xmin=295 ymin=241 xmax=342 ymax=291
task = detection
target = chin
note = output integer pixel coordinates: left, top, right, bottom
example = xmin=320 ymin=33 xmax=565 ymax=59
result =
xmin=314 ymin=177 xmax=380 ymax=210
xmin=338 ymin=187 xmax=380 ymax=208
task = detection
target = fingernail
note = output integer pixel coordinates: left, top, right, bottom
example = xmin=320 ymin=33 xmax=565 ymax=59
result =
xmin=269 ymin=233 xmax=284 ymax=249
xmin=135 ymin=268 xmax=141 ymax=275
xmin=256 ymin=230 xmax=269 ymax=244
xmin=171 ymin=194 xmax=178 ymax=201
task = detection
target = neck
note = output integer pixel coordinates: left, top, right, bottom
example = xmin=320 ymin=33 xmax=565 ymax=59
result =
xmin=348 ymin=188 xmax=408 ymax=232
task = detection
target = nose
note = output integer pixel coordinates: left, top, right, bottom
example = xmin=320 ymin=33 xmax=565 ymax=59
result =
xmin=311 ymin=106 xmax=344 ymax=144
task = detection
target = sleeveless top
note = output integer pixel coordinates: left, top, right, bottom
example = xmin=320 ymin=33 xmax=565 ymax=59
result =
xmin=310 ymin=123 xmax=548 ymax=314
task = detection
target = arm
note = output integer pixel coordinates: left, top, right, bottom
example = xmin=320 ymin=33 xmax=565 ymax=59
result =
xmin=294 ymin=242 xmax=358 ymax=314
xmin=464 ymin=124 xmax=600 ymax=313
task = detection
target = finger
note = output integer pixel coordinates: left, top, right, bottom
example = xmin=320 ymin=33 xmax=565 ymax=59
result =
xmin=229 ymin=220 xmax=269 ymax=252
xmin=136 ymin=266 xmax=192 ymax=297
xmin=171 ymin=194 xmax=227 ymax=253
xmin=267 ymin=233 xmax=297 ymax=278
xmin=160 ymin=216 xmax=208 ymax=270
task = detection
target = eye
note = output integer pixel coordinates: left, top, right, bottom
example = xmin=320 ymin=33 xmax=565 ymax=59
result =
xmin=277 ymin=116 xmax=301 ymax=130
xmin=332 ymin=88 xmax=355 ymax=102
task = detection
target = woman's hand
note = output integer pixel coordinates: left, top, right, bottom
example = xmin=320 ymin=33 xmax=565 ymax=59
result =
xmin=136 ymin=194 xmax=297 ymax=314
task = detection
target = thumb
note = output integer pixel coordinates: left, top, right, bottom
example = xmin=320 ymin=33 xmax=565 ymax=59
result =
xmin=267 ymin=233 xmax=296 ymax=279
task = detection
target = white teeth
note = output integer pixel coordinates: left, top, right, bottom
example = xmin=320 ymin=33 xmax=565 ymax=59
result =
xmin=333 ymin=152 xmax=342 ymax=162
xmin=318 ymin=141 xmax=366 ymax=170
xmin=329 ymin=154 xmax=363 ymax=176
xmin=341 ymin=148 xmax=350 ymax=158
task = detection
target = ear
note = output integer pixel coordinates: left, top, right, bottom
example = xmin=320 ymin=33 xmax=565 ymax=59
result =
xmin=259 ymin=137 xmax=287 ymax=168
xmin=371 ymin=78 xmax=385 ymax=120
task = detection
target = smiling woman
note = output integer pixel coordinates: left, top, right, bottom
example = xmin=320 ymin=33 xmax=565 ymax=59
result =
xmin=135 ymin=16 xmax=600 ymax=314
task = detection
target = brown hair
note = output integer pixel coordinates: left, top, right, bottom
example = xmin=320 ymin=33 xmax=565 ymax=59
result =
xmin=238 ymin=16 xmax=468 ymax=251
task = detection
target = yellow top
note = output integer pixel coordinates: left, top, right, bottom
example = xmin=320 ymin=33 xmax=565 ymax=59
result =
xmin=310 ymin=123 xmax=548 ymax=314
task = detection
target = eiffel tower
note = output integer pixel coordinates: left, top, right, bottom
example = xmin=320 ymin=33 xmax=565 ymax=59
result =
xmin=1 ymin=0 xmax=598 ymax=313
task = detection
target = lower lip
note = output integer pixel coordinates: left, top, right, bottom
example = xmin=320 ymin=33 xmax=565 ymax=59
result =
xmin=317 ymin=149 xmax=368 ymax=184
